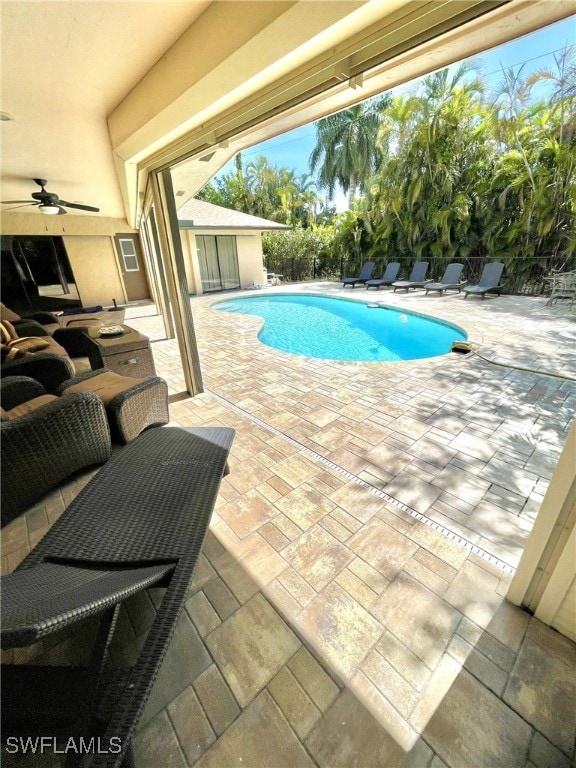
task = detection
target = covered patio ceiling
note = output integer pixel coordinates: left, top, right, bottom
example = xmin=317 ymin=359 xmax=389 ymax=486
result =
xmin=1 ymin=1 xmax=573 ymax=228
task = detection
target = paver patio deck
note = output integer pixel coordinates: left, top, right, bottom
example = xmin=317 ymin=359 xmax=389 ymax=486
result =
xmin=2 ymin=283 xmax=574 ymax=766
xmin=128 ymin=283 xmax=575 ymax=760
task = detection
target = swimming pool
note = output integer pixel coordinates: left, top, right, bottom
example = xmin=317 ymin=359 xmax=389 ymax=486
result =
xmin=214 ymin=294 xmax=467 ymax=361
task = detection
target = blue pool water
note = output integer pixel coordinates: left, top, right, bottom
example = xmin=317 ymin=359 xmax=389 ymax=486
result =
xmin=214 ymin=294 xmax=466 ymax=362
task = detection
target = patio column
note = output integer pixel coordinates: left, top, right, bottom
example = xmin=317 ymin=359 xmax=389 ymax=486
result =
xmin=150 ymin=168 xmax=203 ymax=396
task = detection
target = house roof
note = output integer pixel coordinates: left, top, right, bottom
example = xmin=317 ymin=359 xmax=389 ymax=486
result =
xmin=176 ymin=198 xmax=290 ymax=231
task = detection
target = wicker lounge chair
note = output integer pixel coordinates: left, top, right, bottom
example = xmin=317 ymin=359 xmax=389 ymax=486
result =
xmin=365 ymin=262 xmax=401 ymax=289
xmin=424 ymin=263 xmax=465 ymax=295
xmin=342 ymin=261 xmax=375 ymax=288
xmin=392 ymin=261 xmax=431 ymax=292
xmin=463 ymin=262 xmax=504 ymax=299
xmin=58 ymin=369 xmax=170 ymax=444
xmin=1 ymin=376 xmax=111 ymax=526
xmin=1 ymin=424 xmax=234 ymax=767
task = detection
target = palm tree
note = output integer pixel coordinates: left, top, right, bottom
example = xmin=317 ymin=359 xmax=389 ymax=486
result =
xmin=245 ymin=156 xmax=277 ymax=217
xmin=369 ymin=65 xmax=490 ymax=263
xmin=309 ymin=95 xmax=390 ymax=208
xmin=528 ymin=46 xmax=576 ymax=144
xmin=488 ymin=49 xmax=576 ymax=266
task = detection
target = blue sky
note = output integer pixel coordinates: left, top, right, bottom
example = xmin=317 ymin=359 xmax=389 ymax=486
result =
xmin=215 ymin=16 xmax=574 ymax=208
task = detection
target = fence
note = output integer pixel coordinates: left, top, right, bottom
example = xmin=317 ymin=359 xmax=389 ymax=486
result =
xmin=264 ymin=253 xmax=576 ymax=297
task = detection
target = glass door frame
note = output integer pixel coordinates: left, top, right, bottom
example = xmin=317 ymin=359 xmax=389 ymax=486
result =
xmin=196 ymin=234 xmax=240 ymax=293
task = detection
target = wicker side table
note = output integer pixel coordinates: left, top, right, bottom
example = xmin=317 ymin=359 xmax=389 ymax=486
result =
xmin=86 ymin=325 xmax=156 ymax=378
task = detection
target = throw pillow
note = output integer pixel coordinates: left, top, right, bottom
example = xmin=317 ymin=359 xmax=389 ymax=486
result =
xmin=0 ymin=320 xmax=19 ymax=343
xmin=6 ymin=337 xmax=50 ymax=353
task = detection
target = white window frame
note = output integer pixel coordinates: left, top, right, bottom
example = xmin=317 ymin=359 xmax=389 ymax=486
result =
xmin=118 ymin=238 xmax=139 ymax=272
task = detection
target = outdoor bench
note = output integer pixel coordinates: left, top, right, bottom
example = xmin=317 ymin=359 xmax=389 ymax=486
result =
xmin=1 ymin=424 xmax=234 ymax=767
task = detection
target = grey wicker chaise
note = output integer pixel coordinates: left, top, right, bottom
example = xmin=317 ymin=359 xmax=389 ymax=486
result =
xmin=1 ymin=424 xmax=234 ymax=767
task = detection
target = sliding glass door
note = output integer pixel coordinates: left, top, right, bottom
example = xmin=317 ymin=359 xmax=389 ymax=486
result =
xmin=196 ymin=235 xmax=240 ymax=292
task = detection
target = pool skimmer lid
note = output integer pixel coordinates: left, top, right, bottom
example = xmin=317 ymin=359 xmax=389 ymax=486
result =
xmin=451 ymin=341 xmax=473 ymax=354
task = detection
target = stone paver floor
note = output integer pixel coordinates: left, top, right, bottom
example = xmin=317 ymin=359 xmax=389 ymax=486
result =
xmin=3 ymin=283 xmax=575 ymax=766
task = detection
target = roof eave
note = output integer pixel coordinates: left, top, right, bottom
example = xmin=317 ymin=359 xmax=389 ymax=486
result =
xmin=178 ymin=221 xmax=290 ymax=231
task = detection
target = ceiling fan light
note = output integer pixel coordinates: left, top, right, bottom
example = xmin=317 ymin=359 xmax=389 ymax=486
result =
xmin=38 ymin=204 xmax=60 ymax=215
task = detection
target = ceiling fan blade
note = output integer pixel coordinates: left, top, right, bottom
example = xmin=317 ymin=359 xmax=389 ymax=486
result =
xmin=1 ymin=200 xmax=37 ymax=204
xmin=1 ymin=202 xmax=39 ymax=211
xmin=58 ymin=200 xmax=100 ymax=212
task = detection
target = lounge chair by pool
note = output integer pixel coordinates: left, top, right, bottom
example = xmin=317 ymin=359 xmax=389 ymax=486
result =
xmin=392 ymin=262 xmax=430 ymax=292
xmin=342 ymin=261 xmax=375 ymax=288
xmin=464 ymin=262 xmax=504 ymax=299
xmin=425 ymin=263 xmax=465 ymax=295
xmin=365 ymin=262 xmax=401 ymax=290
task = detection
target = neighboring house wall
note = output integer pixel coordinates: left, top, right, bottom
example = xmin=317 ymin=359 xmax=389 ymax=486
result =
xmin=2 ymin=212 xmax=134 ymax=306
xmin=237 ymin=232 xmax=265 ymax=289
xmin=179 ymin=228 xmax=265 ymax=296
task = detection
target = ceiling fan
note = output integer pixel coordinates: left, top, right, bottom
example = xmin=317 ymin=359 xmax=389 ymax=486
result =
xmin=1 ymin=178 xmax=100 ymax=215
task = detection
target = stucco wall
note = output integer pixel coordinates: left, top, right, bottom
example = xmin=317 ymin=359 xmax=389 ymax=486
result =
xmin=63 ymin=236 xmax=126 ymax=307
xmin=236 ymin=233 xmax=266 ymax=288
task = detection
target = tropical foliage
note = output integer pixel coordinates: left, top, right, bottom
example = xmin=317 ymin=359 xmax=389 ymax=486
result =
xmin=364 ymin=52 xmax=575 ymax=287
xmin=198 ymin=154 xmax=332 ymax=227
xmin=263 ymin=226 xmax=335 ymax=282
xmin=199 ymin=47 xmax=576 ymax=290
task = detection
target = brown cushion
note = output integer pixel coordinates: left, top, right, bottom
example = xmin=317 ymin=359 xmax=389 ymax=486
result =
xmin=6 ymin=395 xmax=59 ymax=420
xmin=6 ymin=336 xmax=50 ymax=353
xmin=63 ymin=371 xmax=143 ymax=406
xmin=0 ymin=320 xmax=19 ymax=343
xmin=42 ymin=337 xmax=71 ymax=359
xmin=0 ymin=303 xmax=21 ymax=323
xmin=0 ymin=407 xmax=9 ymax=421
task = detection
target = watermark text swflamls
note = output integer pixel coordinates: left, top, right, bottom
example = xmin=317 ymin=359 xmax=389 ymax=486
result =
xmin=5 ymin=736 xmax=122 ymax=755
